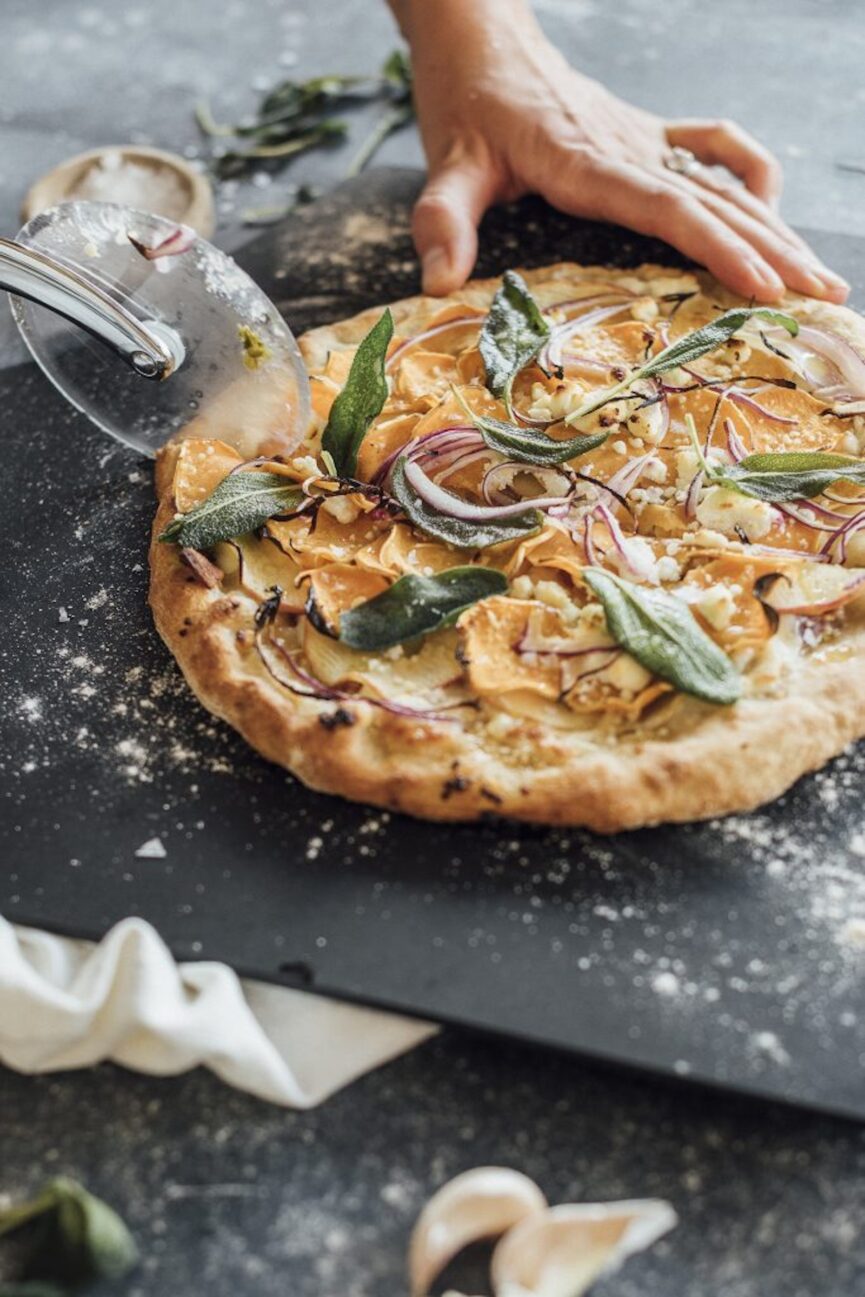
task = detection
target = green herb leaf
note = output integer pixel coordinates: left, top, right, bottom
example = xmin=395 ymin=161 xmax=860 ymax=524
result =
xmin=0 ymin=1177 xmax=137 ymax=1292
xmin=321 ymin=310 xmax=394 ymax=477
xmin=479 ymin=271 xmax=550 ymax=405
xmin=720 ymin=451 xmax=865 ymax=502
xmin=567 ymin=307 xmax=799 ymax=423
xmin=339 ymin=566 xmax=507 ymax=649
xmin=159 ymin=471 xmax=304 ymax=549
xmin=467 ymin=407 xmax=609 ymax=466
xmin=391 ymin=457 xmax=541 ymax=550
xmin=583 ymin=567 xmax=741 ymax=705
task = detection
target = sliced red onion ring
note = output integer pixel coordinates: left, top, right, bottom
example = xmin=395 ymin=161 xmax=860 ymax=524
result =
xmin=820 ymin=507 xmax=865 ymax=561
xmin=725 ymin=385 xmax=798 ymax=426
xmin=256 ymin=631 xmax=466 ymax=721
xmin=373 ymin=424 xmax=481 ymax=485
xmin=585 ymin=502 xmax=657 ymax=582
xmin=603 ymin=450 xmax=662 ymax=500
xmin=386 ymin=315 xmax=486 ymax=369
xmin=684 ymin=471 xmax=704 ymax=520
xmin=481 ymin=461 xmax=573 ymax=506
xmin=724 ymin=418 xmax=748 ymax=463
xmin=516 ymin=621 xmax=618 ymax=659
xmin=128 ymin=222 xmax=196 ymax=260
xmin=404 ymin=457 xmax=569 ymax=520
xmin=760 ymin=324 xmax=865 ymax=401
xmin=538 ymin=302 xmax=633 ymax=373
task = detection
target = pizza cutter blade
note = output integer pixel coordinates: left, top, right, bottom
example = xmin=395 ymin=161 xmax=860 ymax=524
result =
xmin=0 ymin=200 xmax=311 ymax=459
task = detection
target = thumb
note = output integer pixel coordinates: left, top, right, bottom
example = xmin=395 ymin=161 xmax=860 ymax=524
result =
xmin=412 ymin=152 xmax=496 ymax=295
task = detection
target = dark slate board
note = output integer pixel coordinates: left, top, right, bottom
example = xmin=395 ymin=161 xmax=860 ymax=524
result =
xmin=2 ymin=170 xmax=864 ymax=1120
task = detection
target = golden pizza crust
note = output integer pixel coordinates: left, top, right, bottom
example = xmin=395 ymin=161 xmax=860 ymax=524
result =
xmin=150 ymin=262 xmax=865 ymax=830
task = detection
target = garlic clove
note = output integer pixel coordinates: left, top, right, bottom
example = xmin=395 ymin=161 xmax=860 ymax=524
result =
xmin=490 ymin=1199 xmax=677 ymax=1297
xmin=408 ymin=1167 xmax=547 ymax=1297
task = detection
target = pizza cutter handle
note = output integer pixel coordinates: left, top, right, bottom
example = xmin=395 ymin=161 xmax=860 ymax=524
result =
xmin=0 ymin=236 xmax=181 ymax=380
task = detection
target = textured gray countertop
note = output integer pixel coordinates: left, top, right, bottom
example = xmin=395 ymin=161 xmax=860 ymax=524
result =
xmin=1 ymin=1 xmax=865 ymax=1294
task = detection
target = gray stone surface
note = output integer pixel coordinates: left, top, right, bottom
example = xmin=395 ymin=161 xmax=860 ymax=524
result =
xmin=2 ymin=1 xmax=865 ymax=1295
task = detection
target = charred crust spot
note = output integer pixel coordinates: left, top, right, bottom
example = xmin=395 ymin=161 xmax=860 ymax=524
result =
xmin=319 ymin=707 xmax=357 ymax=730
xmin=455 ymin=643 xmax=471 ymax=667
xmin=441 ymin=775 xmax=471 ymax=799
xmin=480 ymin=786 xmax=503 ymax=805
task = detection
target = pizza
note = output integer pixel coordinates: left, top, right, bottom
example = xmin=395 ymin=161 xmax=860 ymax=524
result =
xmin=149 ymin=261 xmax=865 ymax=831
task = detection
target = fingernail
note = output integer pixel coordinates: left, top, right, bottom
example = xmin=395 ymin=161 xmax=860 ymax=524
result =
xmin=421 ymin=246 xmax=451 ymax=294
xmin=749 ymin=261 xmax=785 ymax=299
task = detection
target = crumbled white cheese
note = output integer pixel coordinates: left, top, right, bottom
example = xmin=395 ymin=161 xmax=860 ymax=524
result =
xmin=510 ymin=575 xmax=534 ymax=600
xmin=611 ymin=439 xmax=628 ymax=455
xmin=321 ymin=495 xmax=361 ymax=524
xmin=675 ymin=448 xmax=701 ymax=490
xmin=656 ymin=555 xmax=681 ymax=582
xmin=602 ymin=651 xmax=652 ymax=693
xmin=693 ymin=583 xmax=736 ymax=631
xmin=534 ymin=580 xmax=581 ymax=623
xmin=630 ymin=297 xmax=659 ymax=323
xmin=695 ymin=485 xmax=774 ymax=540
xmin=527 ymin=383 xmax=585 ymax=422
xmin=292 ymin=454 xmax=320 ymax=477
xmin=643 ymin=458 xmax=668 ymax=484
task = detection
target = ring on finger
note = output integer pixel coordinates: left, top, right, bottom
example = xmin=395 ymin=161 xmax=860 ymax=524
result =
xmin=663 ymin=145 xmax=701 ymax=178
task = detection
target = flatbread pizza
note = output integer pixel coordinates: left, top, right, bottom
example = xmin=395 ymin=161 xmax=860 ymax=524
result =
xmin=150 ymin=261 xmax=865 ymax=830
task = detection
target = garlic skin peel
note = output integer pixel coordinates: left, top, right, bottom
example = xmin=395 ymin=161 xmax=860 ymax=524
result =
xmin=490 ymin=1198 xmax=678 ymax=1297
xmin=408 ymin=1167 xmax=548 ymax=1296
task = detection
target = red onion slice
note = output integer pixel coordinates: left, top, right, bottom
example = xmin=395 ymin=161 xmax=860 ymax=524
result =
xmin=386 ymin=315 xmax=486 ymax=369
xmin=760 ymin=324 xmax=865 ymax=401
xmin=404 ymin=457 xmax=569 ymax=520
xmin=538 ymin=302 xmax=633 ymax=373
xmin=128 ymin=223 xmax=196 ymax=261
xmin=586 ymin=502 xmax=657 ymax=582
xmin=724 ymin=418 xmax=748 ymax=463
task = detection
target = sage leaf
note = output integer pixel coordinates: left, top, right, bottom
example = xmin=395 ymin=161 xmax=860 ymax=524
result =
xmin=720 ymin=451 xmax=865 ymax=502
xmin=391 ymin=457 xmax=542 ymax=550
xmin=567 ymin=307 xmax=799 ymax=422
xmin=321 ymin=309 xmax=394 ymax=476
xmin=0 ymin=1177 xmax=137 ymax=1291
xmin=479 ymin=271 xmax=550 ymax=404
xmin=468 ymin=408 xmax=609 ymax=466
xmin=339 ymin=566 xmax=507 ymax=649
xmin=160 ymin=471 xmax=304 ymax=549
xmin=583 ymin=567 xmax=741 ymax=705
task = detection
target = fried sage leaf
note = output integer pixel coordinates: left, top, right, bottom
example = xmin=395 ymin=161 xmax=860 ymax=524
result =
xmin=468 ymin=407 xmax=610 ymax=466
xmin=566 ymin=307 xmax=799 ymax=423
xmin=720 ymin=451 xmax=865 ymax=502
xmin=339 ymin=566 xmax=507 ymax=649
xmin=321 ymin=309 xmax=394 ymax=476
xmin=391 ymin=457 xmax=542 ymax=550
xmin=0 ymin=1177 xmax=138 ymax=1291
xmin=583 ymin=567 xmax=741 ymax=705
xmin=479 ymin=271 xmax=550 ymax=403
xmin=160 ymin=470 xmax=304 ymax=549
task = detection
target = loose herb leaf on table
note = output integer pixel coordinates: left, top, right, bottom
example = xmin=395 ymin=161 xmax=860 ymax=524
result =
xmin=479 ymin=271 xmax=550 ymax=408
xmin=196 ymin=50 xmax=414 ymax=181
xmin=321 ymin=309 xmax=394 ymax=477
xmin=566 ymin=307 xmax=800 ymax=423
xmin=338 ymin=566 xmax=507 ymax=650
xmin=583 ymin=567 xmax=741 ymax=705
xmin=391 ymin=457 xmax=542 ymax=550
xmin=160 ymin=471 xmax=304 ymax=549
xmin=0 ymin=1177 xmax=137 ymax=1294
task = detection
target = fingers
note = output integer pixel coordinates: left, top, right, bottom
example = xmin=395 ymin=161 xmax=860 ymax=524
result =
xmin=667 ymin=118 xmax=783 ymax=208
xmin=659 ymin=168 xmax=850 ymax=302
xmin=540 ymin=150 xmax=789 ymax=302
xmin=412 ymin=147 xmax=499 ymax=294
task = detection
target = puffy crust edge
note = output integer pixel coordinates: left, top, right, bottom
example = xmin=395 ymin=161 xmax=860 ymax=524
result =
xmin=150 ymin=263 xmax=865 ymax=831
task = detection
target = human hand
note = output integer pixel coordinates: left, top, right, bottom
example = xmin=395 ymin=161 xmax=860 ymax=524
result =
xmin=390 ymin=0 xmax=848 ymax=304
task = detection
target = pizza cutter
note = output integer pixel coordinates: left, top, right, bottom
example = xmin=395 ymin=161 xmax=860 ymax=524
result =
xmin=0 ymin=200 xmax=311 ymax=459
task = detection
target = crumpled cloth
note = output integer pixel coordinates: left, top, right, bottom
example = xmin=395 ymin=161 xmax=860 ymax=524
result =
xmin=0 ymin=916 xmax=436 ymax=1107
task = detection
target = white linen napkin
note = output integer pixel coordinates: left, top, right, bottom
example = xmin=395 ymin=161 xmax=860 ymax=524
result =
xmin=0 ymin=916 xmax=436 ymax=1107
